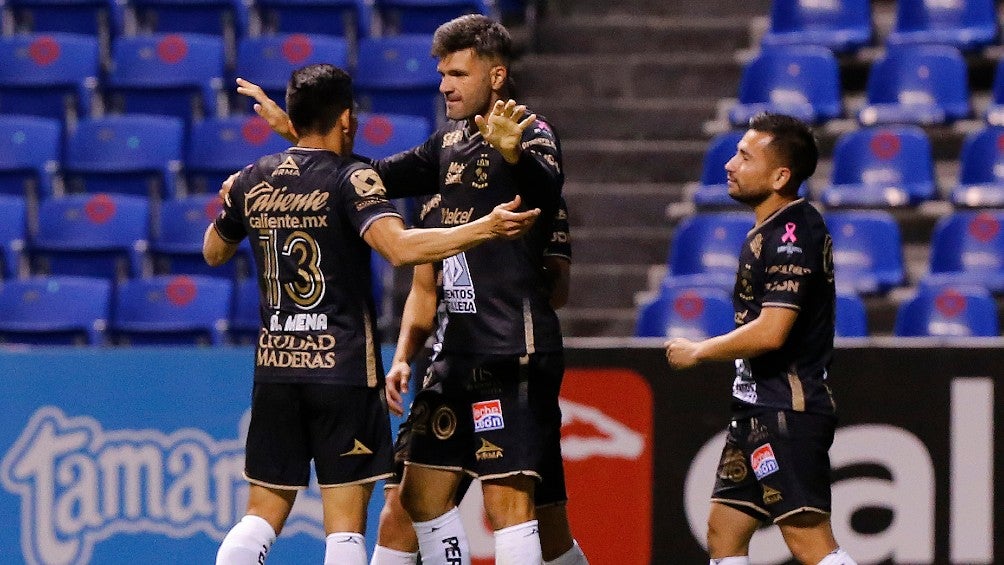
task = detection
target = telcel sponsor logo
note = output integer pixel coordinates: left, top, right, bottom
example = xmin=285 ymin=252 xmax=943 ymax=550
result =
xmin=1 ymin=407 xmax=326 ymax=565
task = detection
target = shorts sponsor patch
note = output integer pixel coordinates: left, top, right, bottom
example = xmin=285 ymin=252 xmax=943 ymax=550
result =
xmin=472 ymin=399 xmax=504 ymax=432
xmin=751 ymin=443 xmax=780 ymax=480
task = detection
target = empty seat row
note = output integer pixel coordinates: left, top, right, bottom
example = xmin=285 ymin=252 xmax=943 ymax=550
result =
xmin=762 ymin=0 xmax=999 ymax=54
xmin=0 ymin=274 xmax=268 ymax=346
xmin=660 ymin=209 xmax=1004 ymax=298
xmin=0 ymin=32 xmax=446 ymax=126
xmin=694 ymin=124 xmax=1004 ymax=209
xmin=1 ymin=0 xmax=503 ymax=44
xmin=635 ymin=281 xmax=1000 ymax=339
xmin=0 ymin=193 xmax=393 ymax=316
xmin=729 ymin=43 xmax=996 ymax=129
xmin=0 ymin=112 xmax=430 ymax=201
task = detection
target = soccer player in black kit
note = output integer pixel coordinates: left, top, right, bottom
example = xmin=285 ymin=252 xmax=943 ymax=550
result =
xmin=666 ymin=113 xmax=857 ymax=565
xmin=236 ymin=15 xmax=573 ymax=565
xmin=372 ymin=197 xmax=581 ymax=565
xmin=202 ymin=63 xmax=540 ymax=565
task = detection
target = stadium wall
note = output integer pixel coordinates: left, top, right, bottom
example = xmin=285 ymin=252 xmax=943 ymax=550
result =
xmin=0 ymin=342 xmax=999 ymax=564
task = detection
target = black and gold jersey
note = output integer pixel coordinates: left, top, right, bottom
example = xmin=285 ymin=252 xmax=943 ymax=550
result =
xmin=214 ymin=147 xmax=401 ymax=386
xmin=732 ymin=199 xmax=837 ymax=416
xmin=371 ymin=116 xmax=565 ymax=356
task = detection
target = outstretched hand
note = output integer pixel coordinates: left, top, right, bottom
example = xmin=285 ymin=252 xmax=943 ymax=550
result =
xmin=485 ymin=194 xmax=540 ymax=239
xmin=235 ymin=77 xmax=297 ymax=143
xmin=474 ymin=99 xmax=536 ymax=164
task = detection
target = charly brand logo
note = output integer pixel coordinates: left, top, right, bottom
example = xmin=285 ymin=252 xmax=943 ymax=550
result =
xmin=1 ymin=407 xmax=326 ymax=565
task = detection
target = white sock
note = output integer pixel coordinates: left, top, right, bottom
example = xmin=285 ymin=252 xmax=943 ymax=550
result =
xmin=370 ymin=544 xmax=418 ymax=565
xmin=216 ymin=514 xmax=276 ymax=565
xmin=494 ymin=520 xmax=541 ymax=565
xmin=817 ymin=548 xmax=858 ymax=565
xmin=546 ymin=539 xmax=588 ymax=564
xmin=413 ymin=507 xmax=469 ymax=565
xmin=325 ymin=532 xmax=367 ymax=565
xmin=710 ymin=558 xmax=750 ymax=565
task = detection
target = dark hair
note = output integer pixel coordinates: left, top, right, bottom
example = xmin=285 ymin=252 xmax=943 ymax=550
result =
xmin=748 ymin=112 xmax=818 ymax=193
xmin=432 ymin=14 xmax=512 ymax=65
xmin=286 ymin=64 xmax=353 ymax=136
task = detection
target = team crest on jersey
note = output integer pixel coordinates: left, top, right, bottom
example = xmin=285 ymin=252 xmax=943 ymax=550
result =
xmin=442 ymin=130 xmax=463 ymax=148
xmin=473 ymin=400 xmax=504 ymax=432
xmin=350 ymin=168 xmax=386 ymax=197
xmin=473 ymin=153 xmax=490 ymax=189
xmin=273 ymin=156 xmax=300 ymax=176
xmin=751 ymin=444 xmax=780 ymax=479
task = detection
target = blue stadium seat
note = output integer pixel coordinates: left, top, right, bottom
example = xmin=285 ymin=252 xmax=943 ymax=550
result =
xmin=0 ymin=195 xmax=27 ymax=279
xmin=0 ymin=115 xmax=60 ymax=200
xmin=928 ymin=210 xmax=1004 ymax=292
xmin=355 ymin=35 xmax=442 ymax=126
xmin=825 ymin=210 xmax=905 ymax=294
xmin=127 ymin=0 xmax=249 ymax=41
xmin=985 ymin=59 xmax=1004 ymax=126
xmin=760 ymin=0 xmax=871 ymax=54
xmin=857 ymin=44 xmax=970 ymax=126
xmin=3 ymin=0 xmax=122 ymax=46
xmin=255 ymin=0 xmax=370 ymax=42
xmin=728 ymin=45 xmax=842 ymax=127
xmin=0 ymin=276 xmax=111 ymax=345
xmin=886 ymin=0 xmax=998 ymax=52
xmin=231 ymin=276 xmax=260 ymax=344
xmin=691 ymin=130 xmax=743 ymax=208
xmin=62 ymin=115 xmax=183 ymax=199
xmin=820 ymin=125 xmax=936 ymax=207
xmin=110 ymin=274 xmax=231 ymax=345
xmin=185 ymin=115 xmax=292 ymax=193
xmin=635 ymin=285 xmax=735 ymax=339
xmin=0 ymin=33 xmax=98 ymax=121
xmin=104 ymin=34 xmax=225 ymax=123
xmin=376 ymin=0 xmax=492 ymax=35
xmin=233 ymin=34 xmax=350 ymax=114
xmin=894 ymin=284 xmax=998 ymax=338
xmin=354 ymin=112 xmax=431 ymax=159
xmin=151 ymin=194 xmax=250 ymax=279
xmin=666 ymin=212 xmax=752 ymax=278
xmin=30 ymin=193 xmax=148 ymax=281
xmin=951 ymin=126 xmax=1004 ymax=207
xmin=835 ymin=292 xmax=868 ymax=338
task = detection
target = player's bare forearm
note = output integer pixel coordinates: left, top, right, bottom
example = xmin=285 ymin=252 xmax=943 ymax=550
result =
xmin=666 ymin=307 xmax=797 ymax=369
xmin=365 ymin=196 xmax=540 ymax=266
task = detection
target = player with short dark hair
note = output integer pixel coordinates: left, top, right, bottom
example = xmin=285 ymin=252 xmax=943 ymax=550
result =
xmin=203 ymin=62 xmax=540 ymax=565
xmin=666 ymin=113 xmax=857 ymax=565
xmin=237 ymin=14 xmax=579 ymax=565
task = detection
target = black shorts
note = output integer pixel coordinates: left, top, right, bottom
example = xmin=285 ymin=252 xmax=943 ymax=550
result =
xmin=244 ymin=382 xmax=394 ymax=489
xmin=387 ymin=396 xmax=567 ymax=506
xmin=405 ymin=352 xmax=565 ymax=502
xmin=711 ymin=410 xmax=836 ymax=523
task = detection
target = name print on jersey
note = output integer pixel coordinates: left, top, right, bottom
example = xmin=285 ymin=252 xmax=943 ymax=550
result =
xmin=443 ymin=252 xmax=477 ymax=313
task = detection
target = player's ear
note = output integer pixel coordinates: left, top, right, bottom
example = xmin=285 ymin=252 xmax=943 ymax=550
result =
xmin=490 ymin=64 xmax=508 ymax=91
xmin=772 ymin=166 xmax=791 ymax=192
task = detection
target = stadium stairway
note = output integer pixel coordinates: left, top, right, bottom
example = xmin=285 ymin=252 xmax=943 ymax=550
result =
xmin=515 ymin=1 xmax=770 ymax=337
